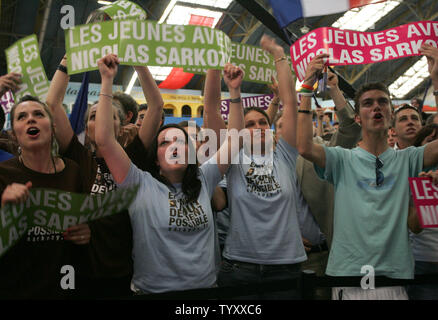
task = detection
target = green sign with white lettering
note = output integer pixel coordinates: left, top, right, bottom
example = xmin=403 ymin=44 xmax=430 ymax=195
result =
xmin=5 ymin=35 xmax=50 ymax=101
xmin=0 ymin=185 xmax=138 ymax=258
xmin=65 ymin=20 xmax=280 ymax=84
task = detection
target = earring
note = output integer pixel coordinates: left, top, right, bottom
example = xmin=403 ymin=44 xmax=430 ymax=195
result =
xmin=17 ymin=145 xmax=22 ymax=155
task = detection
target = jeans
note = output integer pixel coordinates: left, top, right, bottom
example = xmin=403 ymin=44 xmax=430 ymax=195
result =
xmin=407 ymin=261 xmax=438 ymax=300
xmin=217 ymin=259 xmax=302 ymax=300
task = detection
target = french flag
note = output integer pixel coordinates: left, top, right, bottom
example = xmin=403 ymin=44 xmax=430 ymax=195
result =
xmin=269 ymin=0 xmax=387 ymax=28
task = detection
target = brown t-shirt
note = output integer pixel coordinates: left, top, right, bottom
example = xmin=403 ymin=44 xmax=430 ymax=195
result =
xmin=0 ymin=156 xmax=91 ymax=299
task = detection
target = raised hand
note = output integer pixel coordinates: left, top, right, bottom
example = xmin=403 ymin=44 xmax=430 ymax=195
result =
xmin=420 ymin=44 xmax=438 ymax=81
xmin=0 ymin=72 xmax=22 ymax=96
xmin=260 ymin=34 xmax=284 ymax=58
xmin=223 ymin=63 xmax=243 ymax=91
xmin=303 ymin=54 xmax=330 ymax=87
xmin=97 ymin=54 xmax=119 ymax=80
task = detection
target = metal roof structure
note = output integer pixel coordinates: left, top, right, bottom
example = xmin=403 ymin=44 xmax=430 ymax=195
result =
xmin=1 ymin=0 xmax=437 ymax=99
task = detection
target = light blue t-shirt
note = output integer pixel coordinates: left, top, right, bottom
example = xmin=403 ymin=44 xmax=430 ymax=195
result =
xmin=316 ymin=146 xmax=425 ymax=279
xmin=118 ymin=158 xmax=222 ymax=293
xmin=224 ymin=138 xmax=307 ymax=264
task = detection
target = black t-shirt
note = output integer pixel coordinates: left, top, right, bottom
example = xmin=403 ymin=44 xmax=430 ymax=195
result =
xmin=63 ymin=136 xmax=133 ymax=281
xmin=0 ymin=157 xmax=92 ymax=299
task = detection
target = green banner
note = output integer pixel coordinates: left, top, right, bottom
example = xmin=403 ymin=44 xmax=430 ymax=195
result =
xmin=65 ymin=20 xmax=280 ymax=84
xmin=98 ymin=0 xmax=146 ymax=20
xmin=5 ymin=34 xmax=50 ymax=101
xmin=0 ymin=185 xmax=138 ymax=258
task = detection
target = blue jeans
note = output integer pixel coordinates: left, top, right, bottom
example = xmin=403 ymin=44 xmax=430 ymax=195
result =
xmin=407 ymin=261 xmax=438 ymax=300
xmin=217 ymin=259 xmax=302 ymax=300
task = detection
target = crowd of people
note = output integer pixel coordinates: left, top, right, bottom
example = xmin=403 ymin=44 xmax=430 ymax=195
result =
xmin=0 ymin=32 xmax=438 ymax=300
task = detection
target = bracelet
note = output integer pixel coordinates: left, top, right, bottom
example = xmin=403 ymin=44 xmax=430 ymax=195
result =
xmin=229 ymin=97 xmax=241 ymax=103
xmin=57 ymin=64 xmax=68 ymax=74
xmin=300 ymin=88 xmax=313 ymax=93
xmin=301 ymin=83 xmax=314 ymax=91
xmin=274 ymin=56 xmax=287 ymax=63
xmin=298 ymin=110 xmax=311 ymax=114
xmin=99 ymin=93 xmax=113 ymax=99
xmin=271 ymin=100 xmax=280 ymax=105
xmin=299 ymin=92 xmax=314 ymax=97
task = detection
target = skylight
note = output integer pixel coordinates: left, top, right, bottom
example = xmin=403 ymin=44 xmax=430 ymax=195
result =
xmin=332 ymin=1 xmax=401 ymax=32
xmin=388 ymin=57 xmax=429 ymax=98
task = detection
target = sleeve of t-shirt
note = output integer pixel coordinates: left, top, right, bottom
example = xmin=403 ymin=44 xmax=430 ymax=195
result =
xmin=62 ymin=135 xmax=97 ymax=192
xmin=314 ymin=145 xmax=345 ymax=185
xmin=199 ymin=155 xmax=223 ymax=199
xmin=275 ymin=138 xmax=299 ymax=172
xmin=117 ymin=161 xmax=151 ymax=189
xmin=406 ymin=145 xmax=426 ymax=176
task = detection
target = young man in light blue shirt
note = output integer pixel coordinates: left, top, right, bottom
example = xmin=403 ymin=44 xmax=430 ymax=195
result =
xmin=296 ymin=53 xmax=438 ymax=300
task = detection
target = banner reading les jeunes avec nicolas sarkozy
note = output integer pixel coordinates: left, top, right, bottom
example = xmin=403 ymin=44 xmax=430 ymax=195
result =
xmin=291 ymin=21 xmax=438 ymax=81
xmin=65 ymin=20 xmax=280 ymax=84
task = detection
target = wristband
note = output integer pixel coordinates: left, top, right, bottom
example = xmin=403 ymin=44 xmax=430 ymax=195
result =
xmin=298 ymin=110 xmax=311 ymax=114
xmin=57 ymin=64 xmax=68 ymax=74
xmin=99 ymin=93 xmax=113 ymax=99
xmin=229 ymin=97 xmax=241 ymax=103
xmin=274 ymin=56 xmax=287 ymax=63
xmin=299 ymin=92 xmax=314 ymax=97
xmin=301 ymin=84 xmax=314 ymax=91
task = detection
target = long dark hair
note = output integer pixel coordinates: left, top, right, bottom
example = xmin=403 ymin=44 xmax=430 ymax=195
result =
xmin=147 ymin=124 xmax=201 ymax=202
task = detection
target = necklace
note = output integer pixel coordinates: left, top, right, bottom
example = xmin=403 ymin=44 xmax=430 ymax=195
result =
xmin=19 ymin=154 xmax=58 ymax=174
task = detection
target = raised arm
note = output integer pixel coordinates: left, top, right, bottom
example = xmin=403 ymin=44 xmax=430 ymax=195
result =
xmin=135 ymin=66 xmax=164 ymax=149
xmin=204 ymin=69 xmax=227 ymax=149
xmin=296 ymin=54 xmax=329 ymax=168
xmin=260 ymin=35 xmax=297 ymax=147
xmin=265 ymin=76 xmax=280 ymax=124
xmin=326 ymin=70 xmax=361 ymax=148
xmin=420 ymin=44 xmax=438 ymax=107
xmin=215 ymin=63 xmax=244 ymax=175
xmin=95 ymin=54 xmax=131 ymax=184
xmin=45 ymin=55 xmax=74 ymax=152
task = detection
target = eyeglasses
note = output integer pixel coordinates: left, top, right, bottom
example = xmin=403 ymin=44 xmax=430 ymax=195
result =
xmin=375 ymin=157 xmax=384 ymax=187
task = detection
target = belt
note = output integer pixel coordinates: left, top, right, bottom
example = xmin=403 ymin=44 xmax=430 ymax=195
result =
xmin=224 ymin=259 xmax=300 ymax=270
xmin=309 ymin=240 xmax=329 ymax=254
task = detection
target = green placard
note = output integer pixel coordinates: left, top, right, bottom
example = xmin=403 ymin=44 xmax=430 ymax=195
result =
xmin=5 ymin=35 xmax=50 ymax=101
xmin=0 ymin=185 xmax=138 ymax=258
xmin=98 ymin=0 xmax=147 ymax=20
xmin=65 ymin=20 xmax=281 ymax=84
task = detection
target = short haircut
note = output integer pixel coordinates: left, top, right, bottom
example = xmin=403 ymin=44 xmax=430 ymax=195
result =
xmin=138 ymin=103 xmax=148 ymax=112
xmin=244 ymin=106 xmax=271 ymax=126
xmin=113 ymin=91 xmax=139 ymax=124
xmin=353 ymin=82 xmax=391 ymax=114
xmin=394 ymin=104 xmax=422 ymax=124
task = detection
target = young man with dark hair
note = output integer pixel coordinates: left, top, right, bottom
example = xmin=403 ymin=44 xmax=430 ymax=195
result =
xmin=297 ymin=53 xmax=438 ymax=300
xmin=393 ymin=104 xmax=422 ymax=150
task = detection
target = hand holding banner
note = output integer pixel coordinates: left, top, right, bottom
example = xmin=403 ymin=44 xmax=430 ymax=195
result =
xmin=0 ymin=185 xmax=139 ymax=258
xmin=290 ymin=21 xmax=438 ymax=81
xmin=409 ymin=177 xmax=438 ymax=228
xmin=5 ymin=35 xmax=50 ymax=101
xmin=64 ymin=19 xmax=283 ymax=84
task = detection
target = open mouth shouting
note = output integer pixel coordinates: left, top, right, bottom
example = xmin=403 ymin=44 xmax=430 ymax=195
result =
xmin=26 ymin=127 xmax=40 ymax=138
